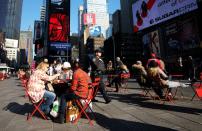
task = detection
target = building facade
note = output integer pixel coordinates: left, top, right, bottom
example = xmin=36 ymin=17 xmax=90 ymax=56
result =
xmin=0 ymin=0 xmax=23 ymax=39
xmin=78 ymin=5 xmax=84 ymax=37
xmin=4 ymin=38 xmax=18 ymax=67
xmin=19 ymin=31 xmax=33 ymax=66
xmin=83 ymin=0 xmax=110 ymax=38
xmin=120 ymin=0 xmax=136 ymax=34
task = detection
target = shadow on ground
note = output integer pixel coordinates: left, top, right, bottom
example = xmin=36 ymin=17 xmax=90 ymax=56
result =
xmin=2 ymin=102 xmax=45 ymax=119
xmin=94 ymin=112 xmax=177 ymax=131
xmin=105 ymin=93 xmax=202 ymax=115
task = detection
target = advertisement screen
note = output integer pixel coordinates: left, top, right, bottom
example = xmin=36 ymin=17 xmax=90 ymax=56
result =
xmin=165 ymin=17 xmax=200 ymax=57
xmin=48 ymin=13 xmax=69 ymax=42
xmin=83 ymin=13 xmax=96 ymax=25
xmin=50 ymin=0 xmax=70 ymax=13
xmin=142 ymin=30 xmax=161 ymax=58
xmin=89 ymin=26 xmax=101 ymax=37
xmin=132 ymin=0 xmax=198 ymax=32
xmin=34 ymin=21 xmax=43 ymax=41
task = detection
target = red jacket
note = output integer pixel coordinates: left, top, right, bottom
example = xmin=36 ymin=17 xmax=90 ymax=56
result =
xmin=71 ymin=68 xmax=91 ymax=99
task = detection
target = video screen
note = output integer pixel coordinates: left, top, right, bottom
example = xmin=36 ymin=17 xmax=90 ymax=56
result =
xmin=48 ymin=13 xmax=69 ymax=42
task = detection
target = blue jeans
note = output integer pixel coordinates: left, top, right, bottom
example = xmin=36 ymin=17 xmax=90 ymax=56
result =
xmin=41 ymin=90 xmax=56 ymax=114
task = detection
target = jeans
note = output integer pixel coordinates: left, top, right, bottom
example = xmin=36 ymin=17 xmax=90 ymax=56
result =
xmin=41 ymin=90 xmax=56 ymax=114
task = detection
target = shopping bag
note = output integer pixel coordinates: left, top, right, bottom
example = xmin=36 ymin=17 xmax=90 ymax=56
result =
xmin=50 ymin=99 xmax=60 ymax=117
xmin=80 ymin=99 xmax=93 ymax=113
xmin=66 ymin=104 xmax=79 ymax=123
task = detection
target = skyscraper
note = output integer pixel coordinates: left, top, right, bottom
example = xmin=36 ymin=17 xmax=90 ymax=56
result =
xmin=40 ymin=5 xmax=46 ymax=21
xmin=19 ymin=31 xmax=33 ymax=65
xmin=78 ymin=5 xmax=84 ymax=37
xmin=0 ymin=0 xmax=23 ymax=39
xmin=83 ymin=0 xmax=109 ymax=38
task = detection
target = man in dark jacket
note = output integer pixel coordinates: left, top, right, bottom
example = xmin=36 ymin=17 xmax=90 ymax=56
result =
xmin=91 ymin=48 xmax=111 ymax=104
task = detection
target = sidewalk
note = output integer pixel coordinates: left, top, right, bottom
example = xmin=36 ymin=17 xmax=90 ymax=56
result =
xmin=0 ymin=77 xmax=202 ymax=131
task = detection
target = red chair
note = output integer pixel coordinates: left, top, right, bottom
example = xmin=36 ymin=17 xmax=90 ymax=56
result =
xmin=191 ymin=82 xmax=202 ymax=101
xmin=20 ymin=78 xmax=29 ymax=98
xmin=0 ymin=72 xmax=4 ymax=80
xmin=72 ymin=78 xmax=100 ymax=126
xmin=120 ymin=73 xmax=130 ymax=93
xmin=22 ymin=80 xmax=47 ymax=121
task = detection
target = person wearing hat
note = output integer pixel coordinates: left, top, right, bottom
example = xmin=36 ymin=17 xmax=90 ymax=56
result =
xmin=53 ymin=62 xmax=73 ymax=96
xmin=90 ymin=48 xmax=111 ymax=104
xmin=55 ymin=60 xmax=91 ymax=124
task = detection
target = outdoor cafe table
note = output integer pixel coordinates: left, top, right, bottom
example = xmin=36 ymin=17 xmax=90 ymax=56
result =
xmin=52 ymin=79 xmax=71 ymax=97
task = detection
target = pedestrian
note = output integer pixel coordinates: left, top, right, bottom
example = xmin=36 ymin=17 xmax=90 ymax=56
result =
xmin=91 ymin=48 xmax=111 ymax=104
xmin=187 ymin=56 xmax=195 ymax=80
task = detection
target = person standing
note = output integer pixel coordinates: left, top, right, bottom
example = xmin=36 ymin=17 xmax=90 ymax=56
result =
xmin=91 ymin=49 xmax=111 ymax=104
xmin=187 ymin=56 xmax=195 ymax=80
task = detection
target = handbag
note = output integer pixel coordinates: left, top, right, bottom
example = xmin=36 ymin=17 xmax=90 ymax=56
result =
xmin=66 ymin=102 xmax=79 ymax=123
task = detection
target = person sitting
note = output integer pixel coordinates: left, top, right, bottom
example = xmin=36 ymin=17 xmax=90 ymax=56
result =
xmin=132 ymin=61 xmax=148 ymax=86
xmin=27 ymin=61 xmax=60 ymax=115
xmin=147 ymin=60 xmax=188 ymax=98
xmin=106 ymin=60 xmax=114 ymax=87
xmin=55 ymin=60 xmax=91 ymax=124
xmin=114 ymin=64 xmax=129 ymax=92
xmin=53 ymin=61 xmax=73 ymax=97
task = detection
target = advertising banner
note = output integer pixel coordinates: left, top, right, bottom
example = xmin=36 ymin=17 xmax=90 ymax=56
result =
xmin=5 ymin=39 xmax=18 ymax=48
xmin=49 ymin=13 xmax=69 ymax=42
xmin=132 ymin=0 xmax=198 ymax=32
xmin=48 ymin=0 xmax=70 ymax=43
xmin=83 ymin=13 xmax=96 ymax=25
xmin=89 ymin=26 xmax=101 ymax=37
xmin=50 ymin=42 xmax=71 ymax=50
xmin=34 ymin=21 xmax=43 ymax=41
xmin=142 ymin=30 xmax=161 ymax=57
xmin=164 ymin=17 xmax=200 ymax=57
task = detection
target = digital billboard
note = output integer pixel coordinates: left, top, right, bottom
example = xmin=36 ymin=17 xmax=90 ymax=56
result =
xmin=34 ymin=21 xmax=43 ymax=41
xmin=142 ymin=30 xmax=161 ymax=58
xmin=49 ymin=13 xmax=69 ymax=42
xmin=89 ymin=26 xmax=101 ymax=37
xmin=132 ymin=0 xmax=198 ymax=32
xmin=164 ymin=17 xmax=200 ymax=57
xmin=83 ymin=13 xmax=96 ymax=25
xmin=48 ymin=0 xmax=70 ymax=43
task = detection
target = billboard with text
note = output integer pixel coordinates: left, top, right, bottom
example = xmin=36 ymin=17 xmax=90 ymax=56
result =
xmin=132 ymin=0 xmax=198 ymax=32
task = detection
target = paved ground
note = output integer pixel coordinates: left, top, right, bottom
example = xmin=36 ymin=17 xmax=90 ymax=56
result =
xmin=0 ymin=77 xmax=202 ymax=131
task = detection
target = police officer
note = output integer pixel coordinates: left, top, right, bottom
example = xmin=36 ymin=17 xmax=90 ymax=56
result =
xmin=91 ymin=48 xmax=111 ymax=104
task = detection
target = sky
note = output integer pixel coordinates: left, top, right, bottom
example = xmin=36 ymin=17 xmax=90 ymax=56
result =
xmin=20 ymin=0 xmax=120 ymax=33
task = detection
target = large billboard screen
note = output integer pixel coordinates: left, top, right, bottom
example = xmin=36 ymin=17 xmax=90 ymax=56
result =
xmin=34 ymin=21 xmax=43 ymax=41
xmin=83 ymin=13 xmax=96 ymax=25
xmin=164 ymin=17 xmax=200 ymax=57
xmin=89 ymin=26 xmax=101 ymax=37
xmin=132 ymin=0 xmax=198 ymax=32
xmin=48 ymin=0 xmax=70 ymax=44
xmin=142 ymin=30 xmax=161 ymax=58
xmin=48 ymin=13 xmax=69 ymax=42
